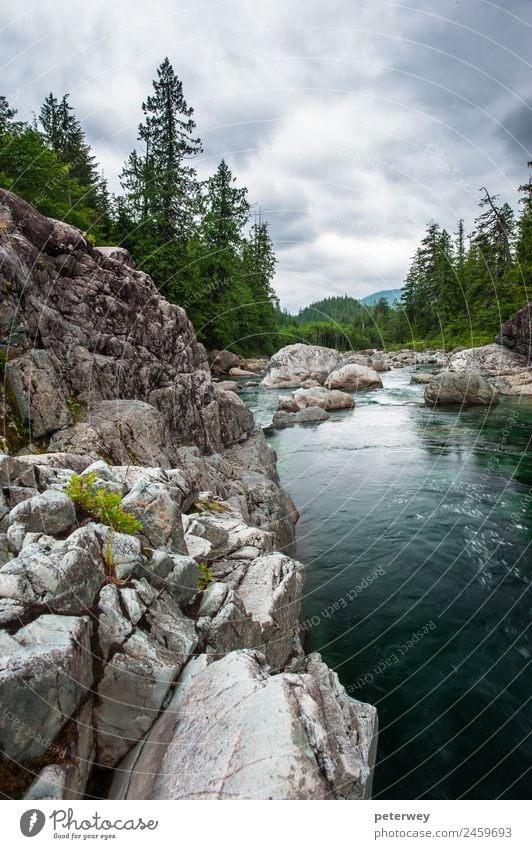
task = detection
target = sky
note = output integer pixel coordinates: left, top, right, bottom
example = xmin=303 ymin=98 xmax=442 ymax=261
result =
xmin=1 ymin=0 xmax=531 ymax=311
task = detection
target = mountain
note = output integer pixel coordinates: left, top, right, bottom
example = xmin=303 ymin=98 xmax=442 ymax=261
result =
xmin=360 ymin=288 xmax=403 ymax=306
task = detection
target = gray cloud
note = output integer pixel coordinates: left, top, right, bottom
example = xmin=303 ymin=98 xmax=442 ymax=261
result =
xmin=0 ymin=0 xmax=529 ymax=309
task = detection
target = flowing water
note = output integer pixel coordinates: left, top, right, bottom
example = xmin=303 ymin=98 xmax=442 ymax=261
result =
xmin=241 ymin=368 xmax=532 ymax=799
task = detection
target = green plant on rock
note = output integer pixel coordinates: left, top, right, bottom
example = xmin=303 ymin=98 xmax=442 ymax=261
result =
xmin=65 ymin=473 xmax=143 ymax=535
xmin=194 ymin=497 xmax=229 ymax=514
xmin=66 ymin=396 xmax=85 ymax=420
xmin=198 ymin=561 xmax=214 ymax=591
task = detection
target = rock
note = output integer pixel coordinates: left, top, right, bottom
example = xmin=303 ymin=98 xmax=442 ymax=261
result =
xmin=8 ymin=489 xmax=76 ymax=536
xmin=24 ymin=701 xmax=94 ymax=800
xmin=164 ymin=554 xmax=199 ymax=605
xmin=293 ymin=386 xmax=355 ymax=411
xmin=424 ymin=371 xmax=499 ymax=406
xmin=277 ymin=396 xmax=300 ymax=413
xmin=370 ymin=357 xmax=390 ymax=372
xmin=343 ymin=353 xmax=373 ymax=366
xmin=496 ymin=302 xmax=532 ymax=360
xmin=208 ymin=350 xmax=240 ymax=374
xmin=410 ymin=372 xmax=435 ymax=384
xmin=93 ymin=246 xmax=135 ymax=268
xmin=272 ymin=406 xmax=330 ymax=428
xmin=325 ymin=364 xmax=383 ymax=391
xmin=214 ymin=387 xmax=255 ymax=446
xmin=5 ymin=350 xmax=72 ymax=438
xmin=0 ymin=524 xmax=107 ymax=614
xmin=229 ymin=367 xmax=255 ymax=377
xmin=94 ymin=628 xmax=187 ymax=767
xmin=261 ymin=344 xmax=343 ymax=388
xmin=215 ymin=380 xmax=239 ymax=393
xmin=50 ymin=400 xmax=177 ymax=468
xmin=110 ymin=650 xmax=377 ymax=800
xmin=0 ymin=614 xmax=92 ymax=761
xmin=98 ymin=583 xmax=134 ymax=660
xmin=448 ymin=343 xmax=528 ymax=376
xmin=122 ymin=478 xmax=186 ymax=554
xmin=238 ymin=357 xmax=269 ymax=374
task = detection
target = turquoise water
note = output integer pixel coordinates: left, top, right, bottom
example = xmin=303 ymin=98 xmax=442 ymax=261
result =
xmin=242 ymin=368 xmax=532 ymax=799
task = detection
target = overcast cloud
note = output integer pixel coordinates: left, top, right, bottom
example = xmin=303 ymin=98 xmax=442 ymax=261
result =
xmin=1 ymin=0 xmax=531 ymax=309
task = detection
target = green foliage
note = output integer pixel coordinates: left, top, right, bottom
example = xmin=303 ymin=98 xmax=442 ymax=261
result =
xmin=198 ymin=561 xmax=214 ymax=591
xmin=65 ymin=473 xmax=142 ymax=535
xmin=66 ymin=396 xmax=85 ymax=419
xmin=194 ymin=497 xmax=230 ymax=514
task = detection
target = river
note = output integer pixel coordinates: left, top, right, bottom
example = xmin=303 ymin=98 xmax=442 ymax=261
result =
xmin=241 ymin=366 xmax=532 ymax=799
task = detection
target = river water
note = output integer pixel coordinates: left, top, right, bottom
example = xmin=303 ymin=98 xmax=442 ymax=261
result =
xmin=241 ymin=367 xmax=532 ymax=799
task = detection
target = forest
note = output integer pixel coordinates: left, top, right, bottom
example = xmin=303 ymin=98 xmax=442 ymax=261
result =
xmin=0 ymin=59 xmax=279 ymax=356
xmin=0 ymin=57 xmax=530 ymax=356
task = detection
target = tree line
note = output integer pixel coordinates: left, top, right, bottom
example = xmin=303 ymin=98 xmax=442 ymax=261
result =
xmin=0 ymin=59 xmax=279 ymax=355
xmin=278 ymin=173 xmax=531 ymax=351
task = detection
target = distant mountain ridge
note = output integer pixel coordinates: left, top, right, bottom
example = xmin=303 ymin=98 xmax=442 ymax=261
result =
xmin=359 ymin=288 xmax=403 ymax=306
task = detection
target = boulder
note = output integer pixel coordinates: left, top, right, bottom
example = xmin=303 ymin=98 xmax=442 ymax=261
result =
xmin=121 ymin=478 xmax=186 ymax=553
xmin=496 ymin=302 xmax=532 ymax=360
xmin=93 ymin=246 xmax=135 ymax=268
xmin=94 ymin=626 xmax=191 ymax=767
xmin=424 ymin=371 xmax=499 ymax=406
xmin=208 ymin=350 xmax=241 ymax=374
xmin=272 ymin=406 xmax=330 ymax=428
xmin=261 ymin=344 xmax=343 ymax=388
xmin=214 ymin=387 xmax=255 ymax=446
xmin=215 ymin=380 xmax=239 ymax=393
xmin=5 ymin=350 xmax=72 ymax=438
xmin=0 ymin=614 xmax=92 ymax=761
xmin=229 ymin=367 xmax=255 ymax=377
xmin=293 ymin=386 xmax=355 ymax=411
xmin=448 ymin=343 xmax=528 ymax=376
xmin=110 ymin=650 xmax=378 ymax=800
xmin=325 ymin=364 xmax=382 ymax=391
xmin=8 ymin=490 xmax=76 ymax=536
xmin=410 ymin=372 xmax=435 ymax=384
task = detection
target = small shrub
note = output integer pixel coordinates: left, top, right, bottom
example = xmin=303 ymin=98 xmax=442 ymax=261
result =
xmin=65 ymin=473 xmax=143 ymax=535
xmin=198 ymin=561 xmax=214 ymax=591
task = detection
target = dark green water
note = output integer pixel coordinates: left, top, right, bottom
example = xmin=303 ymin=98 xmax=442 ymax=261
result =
xmin=242 ymin=368 xmax=532 ymax=799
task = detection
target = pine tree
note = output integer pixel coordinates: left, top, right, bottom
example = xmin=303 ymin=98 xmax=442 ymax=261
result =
xmin=135 ymin=57 xmax=202 ymax=241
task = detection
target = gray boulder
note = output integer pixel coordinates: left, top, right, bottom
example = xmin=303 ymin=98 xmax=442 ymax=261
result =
xmin=424 ymin=371 xmax=499 ymax=406
xmin=325 ymin=364 xmax=382 ymax=391
xmin=122 ymin=478 xmax=185 ymax=553
xmin=272 ymin=406 xmax=330 ymax=428
xmin=293 ymin=386 xmax=355 ymax=411
xmin=0 ymin=614 xmax=92 ymax=761
xmin=5 ymin=350 xmax=72 ymax=438
xmin=214 ymin=387 xmax=255 ymax=446
xmin=110 ymin=650 xmax=377 ymax=800
xmin=261 ymin=344 xmax=343 ymax=388
xmin=8 ymin=490 xmax=76 ymax=536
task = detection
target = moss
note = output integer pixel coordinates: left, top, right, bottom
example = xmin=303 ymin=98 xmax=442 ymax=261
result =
xmin=66 ymin=396 xmax=85 ymax=420
xmin=193 ymin=497 xmax=230 ymax=514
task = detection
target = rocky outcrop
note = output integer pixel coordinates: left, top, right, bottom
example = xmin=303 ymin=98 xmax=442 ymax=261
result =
xmin=110 ymin=650 xmax=377 ymax=800
xmin=496 ymin=302 xmax=532 ymax=360
xmin=0 ymin=191 xmax=378 ymax=801
xmin=262 ymin=344 xmax=344 ymax=388
xmin=424 ymin=371 xmax=498 ymax=406
xmin=0 ymin=188 xmax=243 ymax=456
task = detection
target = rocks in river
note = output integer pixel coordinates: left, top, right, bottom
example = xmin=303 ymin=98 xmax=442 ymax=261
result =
xmin=496 ymin=301 xmax=532 ymax=360
xmin=229 ymin=366 xmax=256 ymax=377
xmin=215 ymin=380 xmax=239 ymax=392
xmin=410 ymin=372 xmax=435 ymax=385
xmin=261 ymin=343 xmax=344 ymax=388
xmin=293 ymin=386 xmax=355 ymax=410
xmin=272 ymin=406 xmax=330 ymax=428
xmin=0 ymin=614 xmax=92 ymax=761
xmin=325 ymin=363 xmax=383 ymax=391
xmin=214 ymin=386 xmax=255 ymax=446
xmin=424 ymin=371 xmax=499 ymax=406
xmin=448 ymin=343 xmax=532 ymax=396
xmin=110 ymin=650 xmax=378 ymax=801
xmin=208 ymin=349 xmax=241 ymax=374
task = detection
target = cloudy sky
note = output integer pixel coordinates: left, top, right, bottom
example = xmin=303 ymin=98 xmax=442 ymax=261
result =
xmin=1 ymin=0 xmax=531 ymax=309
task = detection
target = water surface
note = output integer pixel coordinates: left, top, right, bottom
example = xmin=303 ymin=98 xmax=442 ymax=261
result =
xmin=243 ymin=368 xmax=532 ymax=799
